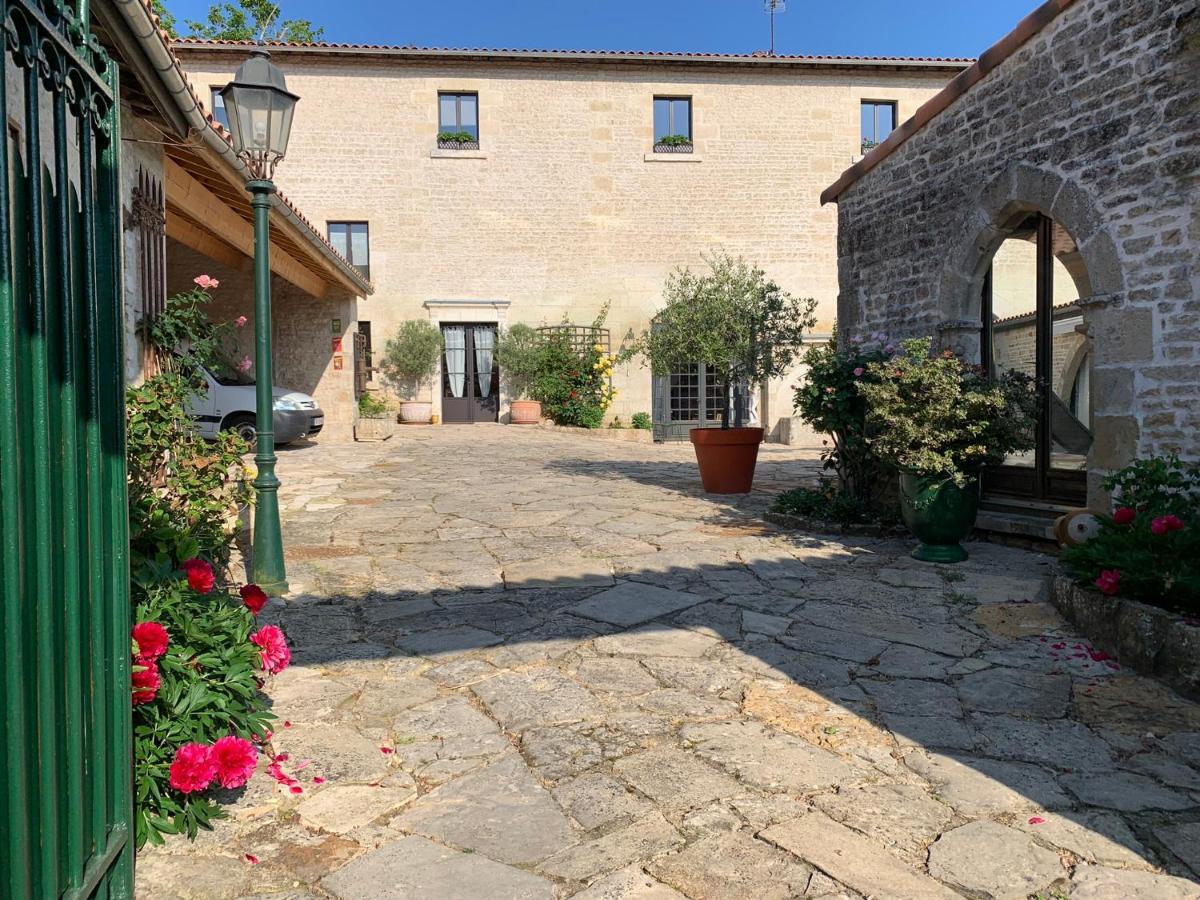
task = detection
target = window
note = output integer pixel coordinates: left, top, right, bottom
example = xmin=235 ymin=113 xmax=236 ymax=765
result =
xmin=438 ymin=92 xmax=479 ymax=143
xmin=653 ymin=96 xmax=692 ymax=148
xmin=328 ymin=222 xmax=370 ymax=280
xmin=211 ymin=87 xmax=229 ymax=130
xmin=860 ymin=100 xmax=896 ymax=154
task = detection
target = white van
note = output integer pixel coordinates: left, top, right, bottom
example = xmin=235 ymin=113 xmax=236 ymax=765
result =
xmin=187 ymin=364 xmax=324 ymax=447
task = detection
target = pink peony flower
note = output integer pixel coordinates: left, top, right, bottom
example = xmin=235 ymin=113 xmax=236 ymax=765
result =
xmin=235 ymin=315 xmax=248 ymax=328
xmin=852 ymin=367 xmax=865 ymax=377
xmin=182 ymin=557 xmax=215 ymax=594
xmin=1095 ymin=569 xmax=1121 ymax=596
xmin=1028 ymin=816 xmax=1046 ymax=825
xmin=251 ymin=625 xmax=291 ymax=674
xmin=193 ymin=274 xmax=220 ymax=290
xmin=237 ymin=356 xmax=253 ymax=373
xmin=132 ymin=621 xmax=169 ymax=661
xmin=1150 ymin=514 xmax=1185 ymax=535
xmin=1112 ymin=507 xmax=1136 ymax=525
xmin=240 ymin=583 xmax=269 ymax=615
xmin=212 ymin=735 xmax=259 ymax=789
xmin=131 ymin=657 xmax=160 ymax=706
xmin=169 ymin=743 xmax=217 ymax=794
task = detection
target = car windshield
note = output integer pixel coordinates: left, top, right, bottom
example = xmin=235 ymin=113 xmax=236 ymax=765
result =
xmin=208 ymin=359 xmax=255 ymax=387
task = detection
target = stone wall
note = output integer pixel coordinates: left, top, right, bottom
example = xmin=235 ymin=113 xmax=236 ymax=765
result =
xmin=165 ymin=241 xmax=359 ymax=442
xmin=175 ymin=48 xmax=955 ymax=434
xmin=831 ymin=0 xmax=1199 ymax=500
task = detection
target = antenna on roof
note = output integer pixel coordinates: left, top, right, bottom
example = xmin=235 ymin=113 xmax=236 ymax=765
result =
xmin=763 ymin=0 xmax=786 ymax=56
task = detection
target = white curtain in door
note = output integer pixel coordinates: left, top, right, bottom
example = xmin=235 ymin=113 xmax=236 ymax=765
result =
xmin=443 ymin=326 xmax=466 ymax=398
xmin=473 ymin=326 xmax=495 ymax=398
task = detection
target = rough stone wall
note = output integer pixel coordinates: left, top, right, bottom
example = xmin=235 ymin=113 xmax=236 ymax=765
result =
xmin=832 ymin=0 xmax=1199 ymax=497
xmin=165 ymin=241 xmax=359 ymax=441
xmin=175 ymin=50 xmax=953 ymax=433
xmin=120 ymin=117 xmax=165 ymax=384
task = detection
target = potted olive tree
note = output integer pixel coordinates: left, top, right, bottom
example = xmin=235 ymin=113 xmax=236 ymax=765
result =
xmin=496 ymin=323 xmax=544 ymax=425
xmin=858 ymin=338 xmax=1038 ymax=562
xmin=638 ymin=252 xmax=816 ymax=493
xmin=379 ymin=320 xmax=443 ymax=425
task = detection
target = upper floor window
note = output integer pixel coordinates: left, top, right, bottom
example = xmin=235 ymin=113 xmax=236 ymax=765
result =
xmin=328 ymin=221 xmax=370 ymax=280
xmin=653 ymin=96 xmax=692 ymax=152
xmin=211 ymin=87 xmax=229 ymax=131
xmin=860 ymin=100 xmax=896 ymax=154
xmin=438 ymin=92 xmax=479 ymax=147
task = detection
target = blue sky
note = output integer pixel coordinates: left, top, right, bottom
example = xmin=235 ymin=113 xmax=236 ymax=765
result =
xmin=166 ymin=0 xmax=1044 ymax=59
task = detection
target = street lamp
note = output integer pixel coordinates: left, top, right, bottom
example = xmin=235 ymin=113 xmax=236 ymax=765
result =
xmin=220 ymin=48 xmax=299 ymax=595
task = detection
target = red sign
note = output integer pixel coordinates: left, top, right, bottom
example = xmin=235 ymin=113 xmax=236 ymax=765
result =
xmin=331 ymin=336 xmax=343 ymax=353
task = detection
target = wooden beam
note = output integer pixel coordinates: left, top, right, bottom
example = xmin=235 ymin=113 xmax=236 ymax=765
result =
xmin=164 ymin=158 xmax=328 ymax=299
xmin=165 ymin=212 xmax=249 ymax=273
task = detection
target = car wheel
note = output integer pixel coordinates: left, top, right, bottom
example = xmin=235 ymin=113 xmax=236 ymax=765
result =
xmin=223 ymin=414 xmax=258 ymax=449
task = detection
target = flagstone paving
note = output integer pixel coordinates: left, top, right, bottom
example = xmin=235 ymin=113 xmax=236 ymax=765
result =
xmin=136 ymin=427 xmax=1200 ymax=899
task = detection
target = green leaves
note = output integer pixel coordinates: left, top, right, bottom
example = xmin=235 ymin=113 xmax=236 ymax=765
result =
xmin=379 ymin=320 xmax=443 ymax=398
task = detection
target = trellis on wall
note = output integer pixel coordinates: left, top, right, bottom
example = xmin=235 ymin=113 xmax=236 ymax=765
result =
xmin=535 ymin=323 xmax=610 ymax=355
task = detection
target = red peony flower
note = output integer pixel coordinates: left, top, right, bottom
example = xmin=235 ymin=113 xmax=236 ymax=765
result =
xmin=240 ymin=584 xmax=269 ymax=615
xmin=1095 ymin=569 xmax=1121 ymax=596
xmin=251 ymin=625 xmax=291 ymax=674
xmin=182 ymin=557 xmax=215 ymax=594
xmin=1112 ymin=507 xmax=1136 ymax=526
xmin=132 ymin=621 xmax=169 ymax=661
xmin=131 ymin=657 xmax=161 ymax=706
xmin=169 ymin=743 xmax=217 ymax=794
xmin=211 ymin=735 xmax=259 ymax=789
xmin=1150 ymin=514 xmax=1185 ymax=535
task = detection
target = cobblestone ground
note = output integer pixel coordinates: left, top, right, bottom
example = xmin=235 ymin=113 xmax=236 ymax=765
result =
xmin=138 ymin=427 xmax=1200 ymax=900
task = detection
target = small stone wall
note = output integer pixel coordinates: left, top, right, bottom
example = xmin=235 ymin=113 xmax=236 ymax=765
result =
xmin=1051 ymin=575 xmax=1200 ymax=700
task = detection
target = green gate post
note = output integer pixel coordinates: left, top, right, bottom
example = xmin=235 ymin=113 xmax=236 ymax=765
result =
xmin=248 ymin=179 xmax=288 ymax=594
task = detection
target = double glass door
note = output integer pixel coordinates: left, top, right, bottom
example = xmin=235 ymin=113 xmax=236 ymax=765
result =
xmin=981 ymin=213 xmax=1092 ymax=505
xmin=441 ymin=324 xmax=499 ymax=423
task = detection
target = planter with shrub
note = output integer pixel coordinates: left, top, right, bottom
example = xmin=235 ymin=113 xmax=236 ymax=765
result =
xmin=496 ymin=323 xmax=545 ymax=424
xmin=437 ymin=130 xmax=480 ymax=150
xmin=654 ymin=134 xmax=694 ymax=154
xmin=355 ymin=392 xmax=396 ymax=441
xmin=532 ymin=308 xmax=622 ymax=429
xmin=857 ymin=337 xmax=1037 ymax=562
xmin=635 ymin=252 xmax=816 ymax=493
xmin=379 ymin=320 xmax=443 ymax=424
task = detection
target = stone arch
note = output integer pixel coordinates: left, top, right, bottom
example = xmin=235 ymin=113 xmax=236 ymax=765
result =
xmin=935 ymin=163 xmax=1124 ymax=359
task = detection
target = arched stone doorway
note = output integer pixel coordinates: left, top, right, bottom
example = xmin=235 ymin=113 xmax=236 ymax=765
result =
xmin=937 ymin=164 xmax=1135 ymax=509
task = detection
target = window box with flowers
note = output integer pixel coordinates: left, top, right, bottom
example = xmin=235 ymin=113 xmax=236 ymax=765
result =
xmin=654 ymin=134 xmax=694 ymax=154
xmin=437 ymin=130 xmax=480 ymax=150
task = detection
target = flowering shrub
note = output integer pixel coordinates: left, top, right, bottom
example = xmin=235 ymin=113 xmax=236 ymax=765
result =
xmin=793 ymin=333 xmax=895 ymax=513
xmin=857 ymin=338 xmax=1038 ymax=486
xmin=1062 ymin=455 xmax=1200 ymax=611
xmin=533 ymin=310 xmax=622 ymax=427
xmin=129 ymin=277 xmax=285 ymax=847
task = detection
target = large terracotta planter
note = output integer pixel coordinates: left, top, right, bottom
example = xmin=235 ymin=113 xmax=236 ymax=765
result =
xmin=399 ymin=401 xmax=433 ymax=425
xmin=510 ymin=400 xmax=542 ymax=425
xmin=898 ymin=470 xmax=980 ymax=563
xmin=690 ymin=427 xmax=764 ymax=494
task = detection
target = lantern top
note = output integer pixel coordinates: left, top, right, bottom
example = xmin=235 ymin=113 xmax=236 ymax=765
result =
xmin=219 ymin=47 xmax=300 ymax=179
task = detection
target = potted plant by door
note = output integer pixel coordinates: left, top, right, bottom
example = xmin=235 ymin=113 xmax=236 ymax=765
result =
xmin=379 ymin=320 xmax=443 ymax=424
xmin=354 ymin=391 xmax=396 ymax=441
xmin=496 ymin=323 xmax=544 ymax=424
xmin=637 ymin=252 xmax=817 ymax=493
xmin=857 ymin=338 xmax=1038 ymax=562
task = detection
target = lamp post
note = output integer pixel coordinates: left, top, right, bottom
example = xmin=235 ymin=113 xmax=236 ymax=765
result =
xmin=220 ymin=48 xmax=299 ymax=595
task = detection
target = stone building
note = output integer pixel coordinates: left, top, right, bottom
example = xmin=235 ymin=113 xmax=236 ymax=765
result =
xmin=97 ymin=0 xmax=372 ymax=441
xmin=822 ymin=0 xmax=1198 ymax=533
xmin=172 ymin=41 xmax=967 ymax=438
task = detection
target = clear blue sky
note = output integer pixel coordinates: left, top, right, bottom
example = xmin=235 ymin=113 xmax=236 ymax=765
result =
xmin=166 ymin=0 xmax=1044 ymax=59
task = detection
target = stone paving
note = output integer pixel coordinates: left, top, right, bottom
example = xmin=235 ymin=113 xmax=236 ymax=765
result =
xmin=137 ymin=427 xmax=1200 ymax=900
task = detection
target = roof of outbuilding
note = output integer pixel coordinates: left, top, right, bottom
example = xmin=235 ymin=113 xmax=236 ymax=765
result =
xmin=172 ymin=39 xmax=974 ymax=69
xmin=820 ymin=0 xmax=1079 ymax=205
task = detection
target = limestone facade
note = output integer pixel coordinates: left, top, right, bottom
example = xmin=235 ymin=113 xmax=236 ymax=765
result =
xmin=826 ymin=0 xmax=1198 ymax=502
xmin=174 ymin=45 xmax=961 ymax=438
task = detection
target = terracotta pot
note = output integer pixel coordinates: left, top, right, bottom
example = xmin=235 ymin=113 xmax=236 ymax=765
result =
xmin=399 ymin=401 xmax=433 ymax=424
xmin=510 ymin=400 xmax=542 ymax=425
xmin=689 ymin=427 xmax=764 ymax=494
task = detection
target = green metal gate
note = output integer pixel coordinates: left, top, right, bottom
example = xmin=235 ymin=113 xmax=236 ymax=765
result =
xmin=1 ymin=1 xmax=133 ymax=897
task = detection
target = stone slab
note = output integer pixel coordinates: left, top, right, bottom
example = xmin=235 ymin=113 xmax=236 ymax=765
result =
xmin=593 ymin=625 xmax=722 ymax=659
xmin=762 ymin=812 xmax=962 ymax=900
xmin=296 ymin=782 xmax=416 ymax=833
xmin=322 ymin=835 xmax=555 ymax=900
xmin=1015 ymin=810 xmax=1149 ymax=868
xmin=647 ymin=831 xmax=812 ymax=900
xmin=1060 ymin=770 xmax=1193 ymax=811
xmin=572 ymin=866 xmax=689 ymax=899
xmin=613 ymin=747 xmax=742 ymax=809
xmin=504 ymin=555 xmax=614 ymax=590
xmin=681 ymin=720 xmax=859 ymax=793
xmin=552 ymin=772 xmax=653 ymax=830
xmin=927 ymin=820 xmax=1063 ymax=900
xmin=538 ymin=812 xmax=684 ymax=881
xmin=570 ymin=582 xmax=702 ymax=627
xmin=1069 ymin=864 xmax=1200 ymax=900
xmin=905 ymin=751 xmax=1071 ymax=816
xmin=957 ymin=667 xmax=1070 ymax=718
xmin=472 ymin=666 xmax=604 ymax=731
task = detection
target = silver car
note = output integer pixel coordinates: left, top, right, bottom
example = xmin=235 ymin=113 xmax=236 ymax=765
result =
xmin=187 ymin=365 xmax=324 ymax=446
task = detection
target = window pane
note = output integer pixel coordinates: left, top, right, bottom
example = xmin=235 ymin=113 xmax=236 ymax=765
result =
xmin=877 ymin=103 xmax=895 ymax=138
xmin=654 ymin=98 xmax=670 ymax=140
xmin=459 ymin=94 xmax=477 ymax=128
xmin=671 ymin=99 xmax=691 ymax=139
xmin=860 ymin=103 xmax=874 ymax=141
xmin=350 ymin=224 xmax=369 ymax=268
xmin=211 ymin=89 xmax=229 ymax=130
xmin=328 ymin=223 xmax=348 ymax=258
xmin=439 ymin=94 xmax=457 ymax=130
